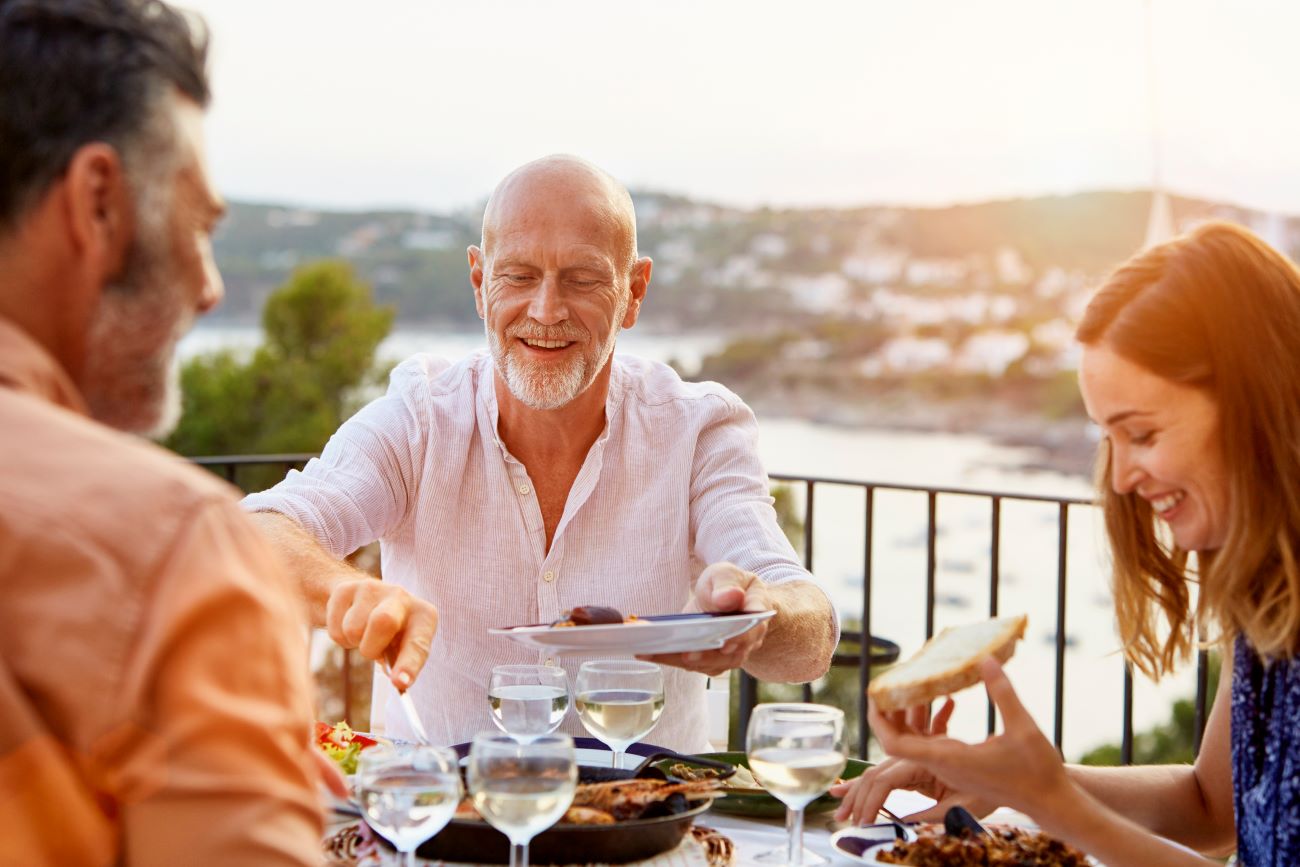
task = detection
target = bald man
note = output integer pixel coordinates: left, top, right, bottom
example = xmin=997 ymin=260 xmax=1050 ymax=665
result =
xmin=243 ymin=156 xmax=838 ymax=750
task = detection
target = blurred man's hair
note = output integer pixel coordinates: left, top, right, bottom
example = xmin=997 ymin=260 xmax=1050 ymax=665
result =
xmin=0 ymin=0 xmax=210 ymax=230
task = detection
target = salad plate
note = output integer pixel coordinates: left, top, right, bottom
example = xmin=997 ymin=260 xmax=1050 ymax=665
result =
xmin=314 ymin=721 xmax=385 ymax=775
xmin=654 ymin=751 xmax=870 ymax=818
xmin=489 ymin=609 xmax=776 ymax=655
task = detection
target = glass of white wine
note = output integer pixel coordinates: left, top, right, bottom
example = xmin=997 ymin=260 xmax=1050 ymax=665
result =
xmin=467 ymin=732 xmax=578 ymax=867
xmin=355 ymin=743 xmax=461 ymax=867
xmin=489 ymin=664 xmax=570 ymax=743
xmin=575 ymin=659 xmax=665 ymax=768
xmin=746 ymin=703 xmax=846 ymax=866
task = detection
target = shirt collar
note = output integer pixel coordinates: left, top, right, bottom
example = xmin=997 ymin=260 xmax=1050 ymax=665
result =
xmin=0 ymin=316 xmax=90 ymax=416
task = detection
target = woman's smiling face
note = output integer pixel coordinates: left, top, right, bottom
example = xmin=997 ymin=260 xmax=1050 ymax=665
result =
xmin=1079 ymin=343 xmax=1231 ymax=552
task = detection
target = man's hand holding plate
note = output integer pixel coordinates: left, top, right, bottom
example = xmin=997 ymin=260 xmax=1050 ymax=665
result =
xmin=639 ymin=561 xmax=772 ymax=676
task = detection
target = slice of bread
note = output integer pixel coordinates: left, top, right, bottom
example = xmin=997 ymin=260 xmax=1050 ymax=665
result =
xmin=868 ymin=614 xmax=1028 ymax=712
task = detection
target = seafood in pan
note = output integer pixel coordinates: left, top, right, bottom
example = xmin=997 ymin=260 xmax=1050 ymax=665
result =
xmin=455 ymin=776 xmax=724 ymax=825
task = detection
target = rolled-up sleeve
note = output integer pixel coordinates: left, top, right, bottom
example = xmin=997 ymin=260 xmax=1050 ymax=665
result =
xmin=688 ymin=395 xmax=839 ymax=630
xmin=241 ymin=357 xmax=439 ymax=557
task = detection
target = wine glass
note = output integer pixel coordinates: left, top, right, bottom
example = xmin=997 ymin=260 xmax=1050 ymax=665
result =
xmin=746 ymin=703 xmax=846 ymax=866
xmin=355 ymin=743 xmax=461 ymax=867
xmin=467 ymin=732 xmax=578 ymax=867
xmin=575 ymin=659 xmax=665 ymax=768
xmin=488 ymin=664 xmax=570 ymax=743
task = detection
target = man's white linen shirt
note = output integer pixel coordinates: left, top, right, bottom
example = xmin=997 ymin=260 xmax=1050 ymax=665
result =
xmin=241 ymin=350 xmax=838 ymax=751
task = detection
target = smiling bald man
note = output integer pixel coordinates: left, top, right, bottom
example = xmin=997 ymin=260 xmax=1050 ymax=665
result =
xmin=242 ymin=155 xmax=839 ymax=750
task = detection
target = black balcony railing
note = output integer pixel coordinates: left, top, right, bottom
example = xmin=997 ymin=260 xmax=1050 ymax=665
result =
xmin=195 ymin=453 xmax=1213 ymax=765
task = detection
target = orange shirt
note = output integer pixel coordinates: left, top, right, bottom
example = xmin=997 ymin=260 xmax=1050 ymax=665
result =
xmin=0 ymin=318 xmax=323 ymax=866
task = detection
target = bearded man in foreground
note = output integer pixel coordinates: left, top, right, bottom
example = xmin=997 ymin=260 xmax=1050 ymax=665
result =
xmin=243 ymin=155 xmax=839 ymax=749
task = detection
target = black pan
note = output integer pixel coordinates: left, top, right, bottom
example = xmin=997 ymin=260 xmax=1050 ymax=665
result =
xmin=402 ymin=744 xmax=734 ymax=865
xmin=420 ymin=799 xmax=712 ymax=864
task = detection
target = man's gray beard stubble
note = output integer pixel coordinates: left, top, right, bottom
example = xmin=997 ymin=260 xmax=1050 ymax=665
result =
xmin=81 ymin=199 xmax=186 ymax=438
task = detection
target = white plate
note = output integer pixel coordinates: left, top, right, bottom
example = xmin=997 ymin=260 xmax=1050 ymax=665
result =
xmin=489 ymin=610 xmax=777 ymax=655
xmin=829 ymin=825 xmax=914 ymax=864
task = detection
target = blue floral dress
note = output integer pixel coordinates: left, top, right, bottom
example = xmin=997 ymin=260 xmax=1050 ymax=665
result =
xmin=1231 ymin=636 xmax=1300 ymax=866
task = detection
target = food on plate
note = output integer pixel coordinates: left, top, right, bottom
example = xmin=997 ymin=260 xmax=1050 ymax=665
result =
xmin=453 ymin=776 xmax=722 ymax=825
xmin=455 ymin=801 xmax=620 ymax=825
xmin=551 ymin=605 xmax=642 ymax=627
xmin=868 ymin=614 xmax=1028 ymax=712
xmin=560 ymin=805 xmax=618 ymax=825
xmin=313 ymin=720 xmax=379 ymax=775
xmin=668 ymin=762 xmax=758 ymax=789
xmin=876 ymin=824 xmax=1090 ymax=866
xmin=667 ymin=761 xmax=842 ymax=792
xmin=570 ymin=777 xmax=724 ymax=820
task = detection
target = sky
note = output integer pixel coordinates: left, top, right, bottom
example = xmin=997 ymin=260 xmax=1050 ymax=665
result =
xmin=182 ymin=0 xmax=1300 ymax=215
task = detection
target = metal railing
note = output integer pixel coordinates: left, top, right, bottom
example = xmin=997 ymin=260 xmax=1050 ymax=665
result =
xmin=194 ymin=454 xmax=1213 ymax=764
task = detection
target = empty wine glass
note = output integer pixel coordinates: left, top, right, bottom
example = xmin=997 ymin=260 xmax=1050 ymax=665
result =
xmin=355 ymin=743 xmax=461 ymax=867
xmin=488 ymin=664 xmax=570 ymax=743
xmin=467 ymin=732 xmax=578 ymax=867
xmin=747 ymin=703 xmax=846 ymax=866
xmin=575 ymin=659 xmax=665 ymax=768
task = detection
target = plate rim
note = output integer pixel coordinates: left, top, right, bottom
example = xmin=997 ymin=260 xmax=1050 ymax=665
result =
xmin=654 ymin=750 xmax=871 ymax=817
xmin=489 ymin=608 xmax=776 ymax=636
xmin=829 ymin=826 xmax=913 ymax=865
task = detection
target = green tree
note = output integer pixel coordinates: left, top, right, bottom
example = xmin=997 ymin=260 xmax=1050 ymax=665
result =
xmin=166 ymin=260 xmax=395 ymax=489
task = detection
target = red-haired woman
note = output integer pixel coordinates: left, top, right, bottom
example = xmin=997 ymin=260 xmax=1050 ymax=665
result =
xmin=834 ymin=222 xmax=1300 ymax=866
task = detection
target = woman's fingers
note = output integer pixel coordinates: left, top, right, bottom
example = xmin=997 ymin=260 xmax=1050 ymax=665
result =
xmin=931 ymin=697 xmax=956 ymax=735
xmin=834 ymin=758 xmax=931 ymax=825
xmin=979 ymin=658 xmax=1034 ymax=731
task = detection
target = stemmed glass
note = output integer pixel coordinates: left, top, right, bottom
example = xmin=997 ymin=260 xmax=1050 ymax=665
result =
xmin=355 ymin=743 xmax=461 ymax=867
xmin=574 ymin=660 xmax=665 ymax=768
xmin=488 ymin=664 xmax=570 ymax=743
xmin=467 ymin=732 xmax=578 ymax=867
xmin=746 ymin=703 xmax=846 ymax=866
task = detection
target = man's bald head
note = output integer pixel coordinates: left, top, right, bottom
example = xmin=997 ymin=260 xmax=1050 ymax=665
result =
xmin=481 ymin=155 xmax=638 ymax=273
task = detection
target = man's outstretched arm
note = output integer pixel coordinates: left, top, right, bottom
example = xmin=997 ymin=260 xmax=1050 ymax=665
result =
xmin=641 ymin=562 xmax=837 ymax=682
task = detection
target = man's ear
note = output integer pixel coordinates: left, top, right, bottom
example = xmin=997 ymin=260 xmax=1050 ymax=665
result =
xmin=623 ymin=256 xmax=652 ymax=328
xmin=62 ymin=143 xmax=133 ymax=281
xmin=468 ymin=245 xmax=487 ymax=319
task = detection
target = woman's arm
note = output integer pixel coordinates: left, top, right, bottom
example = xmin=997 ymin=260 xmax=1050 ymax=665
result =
xmin=1065 ymin=652 xmax=1236 ymax=854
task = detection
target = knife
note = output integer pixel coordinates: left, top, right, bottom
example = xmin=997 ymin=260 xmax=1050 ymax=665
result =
xmin=380 ymin=661 xmax=433 ymax=746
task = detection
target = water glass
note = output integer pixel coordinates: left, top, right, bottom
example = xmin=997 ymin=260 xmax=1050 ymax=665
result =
xmin=489 ymin=664 xmax=570 ymax=742
xmin=747 ymin=703 xmax=846 ymax=866
xmin=574 ymin=659 xmax=665 ymax=768
xmin=467 ymin=732 xmax=578 ymax=867
xmin=355 ymin=743 xmax=461 ymax=867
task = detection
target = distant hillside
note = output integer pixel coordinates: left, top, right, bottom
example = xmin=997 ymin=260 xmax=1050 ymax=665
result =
xmin=208 ymin=190 xmax=1294 ymax=329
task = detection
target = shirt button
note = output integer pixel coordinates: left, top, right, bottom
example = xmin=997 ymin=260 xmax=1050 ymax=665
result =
xmin=545 ymin=658 xmax=555 ymax=666
xmin=518 ymin=483 xmax=531 ymax=495
xmin=543 ymin=571 xmax=555 ymax=583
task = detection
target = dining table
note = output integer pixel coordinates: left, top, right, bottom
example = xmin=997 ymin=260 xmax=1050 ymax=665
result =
xmin=322 ymin=787 xmax=939 ymax=866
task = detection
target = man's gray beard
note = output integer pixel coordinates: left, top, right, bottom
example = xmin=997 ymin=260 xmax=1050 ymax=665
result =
xmin=82 ymin=217 xmax=187 ymax=438
xmin=488 ymin=327 xmax=591 ymax=410
xmin=486 ymin=299 xmax=627 ymax=411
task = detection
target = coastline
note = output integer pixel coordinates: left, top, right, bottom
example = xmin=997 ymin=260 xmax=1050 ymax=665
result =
xmin=742 ymin=390 xmax=1097 ymax=480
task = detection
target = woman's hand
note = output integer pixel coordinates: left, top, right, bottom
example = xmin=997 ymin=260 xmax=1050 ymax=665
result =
xmin=833 ymin=696 xmax=998 ymax=824
xmin=868 ymin=658 xmax=1077 ymax=821
xmin=832 ymin=754 xmax=1003 ymax=824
